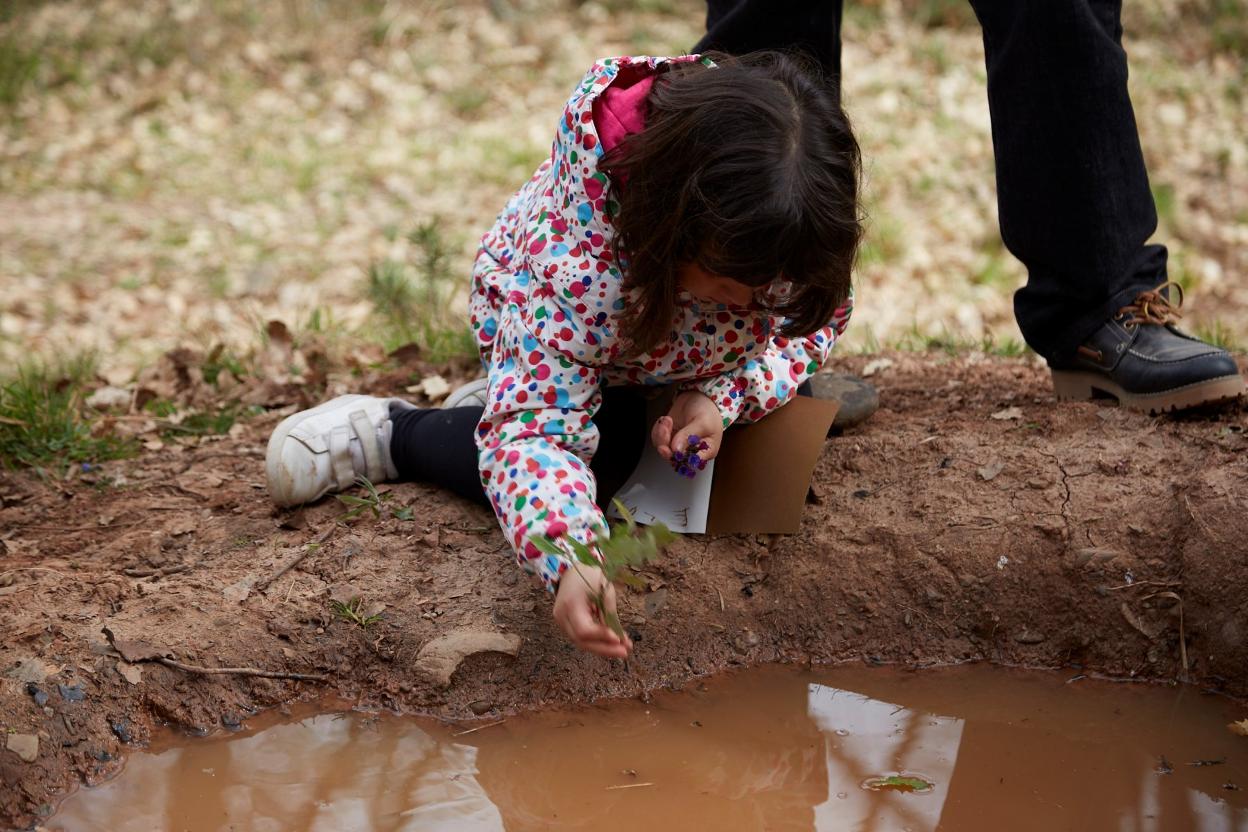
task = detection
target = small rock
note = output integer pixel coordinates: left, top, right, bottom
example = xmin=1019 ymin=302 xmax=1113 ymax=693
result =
xmin=58 ymin=683 xmax=86 ymax=702
xmin=735 ymin=629 xmax=761 ymax=651
xmin=25 ymin=683 xmax=48 ymax=707
xmin=1015 ymin=629 xmax=1046 ymax=644
xmin=111 ymin=719 xmax=134 ymax=744
xmin=808 ymin=372 xmax=880 ymax=430
xmin=6 ymin=733 xmax=38 ymax=763
xmin=990 ymin=406 xmax=1024 ymax=421
xmin=415 ymin=629 xmax=522 ymax=688
xmin=221 ymin=714 xmax=243 ymax=731
xmin=468 ymin=700 xmax=492 ymax=716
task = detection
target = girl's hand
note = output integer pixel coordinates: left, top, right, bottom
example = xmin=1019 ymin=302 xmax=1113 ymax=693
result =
xmin=553 ymin=564 xmax=632 ymax=659
xmin=651 ymin=391 xmax=725 ymax=462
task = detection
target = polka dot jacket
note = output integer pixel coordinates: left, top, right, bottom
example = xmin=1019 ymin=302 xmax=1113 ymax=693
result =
xmin=468 ymin=56 xmax=853 ymax=592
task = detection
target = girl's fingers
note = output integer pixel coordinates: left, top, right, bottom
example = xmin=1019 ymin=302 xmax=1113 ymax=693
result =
xmin=651 ymin=415 xmax=674 ymax=459
xmin=561 ymin=606 xmax=628 ymax=658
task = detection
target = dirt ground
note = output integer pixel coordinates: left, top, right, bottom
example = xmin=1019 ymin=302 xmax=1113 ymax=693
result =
xmin=2 ymin=352 xmax=1248 ymax=829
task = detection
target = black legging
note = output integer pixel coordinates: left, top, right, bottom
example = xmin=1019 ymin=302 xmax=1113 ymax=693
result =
xmin=389 ymin=382 xmax=815 ymax=507
xmin=389 ymin=386 xmax=649 ymax=510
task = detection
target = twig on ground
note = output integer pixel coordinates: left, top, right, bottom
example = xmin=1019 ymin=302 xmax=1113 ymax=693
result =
xmin=157 ymin=657 xmax=326 ymax=682
xmin=453 ymin=719 xmax=506 ymax=737
xmin=255 ymin=525 xmax=335 ymax=593
xmin=0 ymin=566 xmax=68 ymax=581
xmin=123 ymin=564 xmax=192 ymax=578
xmin=21 ymin=521 xmax=147 ymax=532
xmin=1105 ymin=579 xmax=1181 ymax=591
xmin=606 ymin=782 xmax=655 ymax=791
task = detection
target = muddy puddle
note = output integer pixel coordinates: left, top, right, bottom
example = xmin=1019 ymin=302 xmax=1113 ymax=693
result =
xmin=51 ymin=665 xmax=1248 ymax=831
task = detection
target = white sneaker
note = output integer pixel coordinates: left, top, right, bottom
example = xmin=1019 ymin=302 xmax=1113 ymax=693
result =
xmin=442 ymin=377 xmax=489 ymax=409
xmin=265 ymin=394 xmax=416 ymax=507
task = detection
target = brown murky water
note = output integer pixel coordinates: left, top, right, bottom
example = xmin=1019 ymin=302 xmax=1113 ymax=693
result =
xmin=52 ymin=665 xmax=1248 ymax=831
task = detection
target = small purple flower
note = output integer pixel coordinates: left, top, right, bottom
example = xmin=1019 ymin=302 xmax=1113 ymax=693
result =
xmin=669 ymin=435 xmax=710 ymax=479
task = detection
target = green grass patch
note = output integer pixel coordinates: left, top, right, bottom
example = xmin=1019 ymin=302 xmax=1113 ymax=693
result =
xmin=0 ymin=356 xmax=137 ymax=469
xmin=1151 ymin=181 xmax=1177 ymax=227
xmin=893 ymin=324 xmax=1029 ymax=357
xmin=1193 ymin=319 xmax=1244 ymax=353
xmin=0 ymin=32 xmax=40 ymax=108
xmin=330 ymin=596 xmax=384 ymax=628
xmin=857 ymin=212 xmax=907 ymax=268
xmin=363 ymin=220 xmax=476 ymax=363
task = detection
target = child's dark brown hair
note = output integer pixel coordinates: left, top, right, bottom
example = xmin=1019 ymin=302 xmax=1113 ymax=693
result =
xmin=600 ymin=50 xmax=862 ymax=357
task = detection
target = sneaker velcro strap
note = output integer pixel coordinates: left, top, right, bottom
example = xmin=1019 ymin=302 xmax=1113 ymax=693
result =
xmin=349 ymin=408 xmax=385 ymax=483
xmin=328 ymin=424 xmax=355 ymax=490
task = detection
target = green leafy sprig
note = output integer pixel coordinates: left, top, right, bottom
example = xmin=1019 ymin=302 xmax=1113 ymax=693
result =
xmin=528 ymin=501 xmax=676 ymax=639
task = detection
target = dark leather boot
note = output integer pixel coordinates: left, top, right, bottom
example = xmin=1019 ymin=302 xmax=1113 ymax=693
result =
xmin=1050 ymin=283 xmax=1245 ymax=414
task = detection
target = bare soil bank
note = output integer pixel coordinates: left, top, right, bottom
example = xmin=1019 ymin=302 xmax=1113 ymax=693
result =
xmin=2 ymin=353 xmax=1247 ymax=829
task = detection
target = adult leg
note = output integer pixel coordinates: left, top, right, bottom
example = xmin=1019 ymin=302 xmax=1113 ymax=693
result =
xmin=695 ymin=0 xmax=844 ymax=84
xmin=969 ymin=0 xmax=1244 ymax=411
xmin=968 ymin=0 xmax=1161 ymax=362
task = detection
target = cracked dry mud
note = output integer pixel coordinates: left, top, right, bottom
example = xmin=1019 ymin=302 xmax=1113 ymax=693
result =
xmin=2 ymin=353 xmax=1247 ymax=828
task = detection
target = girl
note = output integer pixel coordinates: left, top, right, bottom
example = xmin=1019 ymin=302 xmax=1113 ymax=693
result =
xmin=266 ymin=51 xmax=862 ymax=660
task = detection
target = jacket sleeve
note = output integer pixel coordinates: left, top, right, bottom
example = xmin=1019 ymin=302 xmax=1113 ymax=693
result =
xmin=475 ymin=297 xmax=610 ymax=593
xmin=693 ymin=295 xmax=853 ymax=426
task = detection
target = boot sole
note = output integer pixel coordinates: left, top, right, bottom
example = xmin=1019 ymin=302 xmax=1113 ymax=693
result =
xmin=1051 ymin=370 xmax=1246 ymax=415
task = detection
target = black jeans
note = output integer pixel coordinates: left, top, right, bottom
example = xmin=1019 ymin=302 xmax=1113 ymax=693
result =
xmin=696 ymin=0 xmax=1167 ymax=363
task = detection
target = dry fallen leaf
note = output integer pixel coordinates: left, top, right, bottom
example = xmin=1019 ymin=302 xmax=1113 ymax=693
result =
xmin=861 ymin=357 xmax=894 ymax=377
xmin=118 ymin=662 xmax=143 ymax=685
xmin=222 ymin=579 xmax=253 ymax=603
xmin=977 ymin=461 xmax=1005 ymax=481
xmin=102 ymin=627 xmax=173 ymax=663
xmin=420 ymin=375 xmax=451 ymax=401
xmin=990 ymin=407 xmax=1024 ymax=421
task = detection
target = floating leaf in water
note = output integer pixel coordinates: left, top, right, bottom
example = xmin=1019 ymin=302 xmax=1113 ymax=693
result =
xmin=1229 ymin=719 xmax=1248 ymax=737
xmin=862 ymin=774 xmax=935 ymax=793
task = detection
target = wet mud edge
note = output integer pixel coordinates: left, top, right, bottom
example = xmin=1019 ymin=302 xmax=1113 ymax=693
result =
xmin=2 ymin=353 xmax=1247 ymax=828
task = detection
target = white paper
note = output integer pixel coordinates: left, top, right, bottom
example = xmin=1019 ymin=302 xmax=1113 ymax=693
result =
xmin=606 ymin=442 xmax=714 ymax=534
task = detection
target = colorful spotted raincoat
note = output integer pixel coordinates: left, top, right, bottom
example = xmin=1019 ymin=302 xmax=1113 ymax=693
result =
xmin=469 ymin=56 xmax=853 ymax=590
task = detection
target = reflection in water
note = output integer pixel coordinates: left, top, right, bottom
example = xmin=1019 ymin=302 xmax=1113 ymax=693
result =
xmin=52 ymin=666 xmax=1248 ymax=832
xmin=809 ymin=683 xmax=962 ymax=830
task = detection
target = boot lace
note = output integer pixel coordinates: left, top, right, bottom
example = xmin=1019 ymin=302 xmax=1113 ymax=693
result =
xmin=1076 ymin=281 xmax=1184 ymax=361
xmin=1116 ymin=281 xmax=1184 ymax=327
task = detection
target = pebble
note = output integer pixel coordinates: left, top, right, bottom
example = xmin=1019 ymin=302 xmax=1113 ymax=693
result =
xmin=6 ymin=733 xmax=38 ymax=763
xmin=468 ymin=700 xmax=492 ymax=716
xmin=25 ymin=683 xmax=48 ymax=707
xmin=58 ymin=683 xmax=86 ymax=702
xmin=111 ymin=719 xmax=134 ymax=744
xmin=1015 ymin=629 xmax=1046 ymax=644
xmin=808 ymin=372 xmax=881 ymax=430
